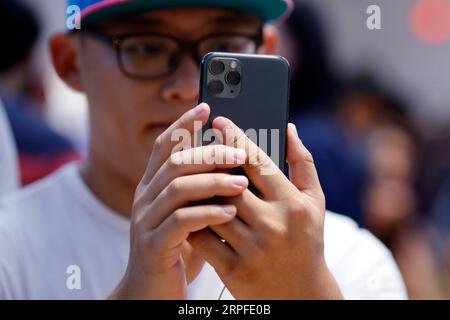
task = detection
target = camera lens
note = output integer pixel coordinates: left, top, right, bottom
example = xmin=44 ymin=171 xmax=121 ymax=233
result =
xmin=209 ymin=60 xmax=225 ymax=75
xmin=226 ymin=71 xmax=241 ymax=86
xmin=207 ymin=80 xmax=224 ymax=95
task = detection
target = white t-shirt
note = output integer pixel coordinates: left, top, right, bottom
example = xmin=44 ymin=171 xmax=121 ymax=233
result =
xmin=0 ymin=99 xmax=19 ymax=196
xmin=0 ymin=164 xmax=407 ymax=300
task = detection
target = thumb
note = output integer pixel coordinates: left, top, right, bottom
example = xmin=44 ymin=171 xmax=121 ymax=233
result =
xmin=286 ymin=123 xmax=323 ymax=198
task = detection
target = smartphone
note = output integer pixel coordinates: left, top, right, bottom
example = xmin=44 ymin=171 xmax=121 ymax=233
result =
xmin=199 ymin=52 xmax=290 ymax=176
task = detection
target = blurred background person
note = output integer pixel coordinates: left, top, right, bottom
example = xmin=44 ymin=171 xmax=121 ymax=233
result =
xmin=337 ymin=72 xmax=445 ymax=299
xmin=277 ymin=0 xmax=368 ymax=224
xmin=421 ymin=126 xmax=450 ymax=298
xmin=0 ymin=0 xmax=81 ymax=186
xmin=277 ymin=0 xmax=448 ymax=299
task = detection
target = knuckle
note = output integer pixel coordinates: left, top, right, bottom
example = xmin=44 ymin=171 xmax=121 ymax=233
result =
xmin=140 ymin=232 xmax=163 ymax=254
xmin=212 ymin=173 xmax=226 ymax=187
xmin=133 ymin=189 xmax=145 ymax=206
xmin=130 ymin=217 xmax=141 ymax=236
xmin=249 ymin=150 xmax=270 ymax=170
xmin=287 ymin=195 xmax=308 ymax=216
xmin=256 ymin=224 xmax=288 ymax=253
xmin=134 ymin=182 xmax=146 ymax=197
xmin=167 ymin=178 xmax=184 ymax=196
xmin=207 ymin=205 xmax=222 ymax=218
xmin=245 ymin=243 xmax=266 ymax=265
xmin=286 ymin=196 xmax=319 ymax=226
xmin=303 ymin=148 xmax=315 ymax=164
xmin=153 ymin=135 xmax=164 ymax=153
xmin=212 ymin=145 xmax=227 ymax=164
xmin=201 ymin=145 xmax=216 ymax=165
xmin=169 ymin=150 xmax=184 ymax=167
xmin=264 ymin=222 xmax=288 ymax=242
xmin=219 ymin=259 xmax=239 ymax=278
xmin=208 ymin=144 xmax=218 ymax=158
xmin=170 ymin=209 xmax=185 ymax=227
xmin=131 ymin=195 xmax=150 ymax=221
xmin=229 ymin=130 xmax=243 ymax=148
xmin=178 ymin=112 xmax=190 ymax=127
xmin=130 ymin=216 xmax=150 ymax=245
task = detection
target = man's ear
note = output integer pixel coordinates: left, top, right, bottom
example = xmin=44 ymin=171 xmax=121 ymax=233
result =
xmin=259 ymin=24 xmax=279 ymax=55
xmin=49 ymin=33 xmax=84 ymax=92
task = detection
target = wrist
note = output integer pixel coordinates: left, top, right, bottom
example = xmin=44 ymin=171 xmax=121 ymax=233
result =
xmin=108 ymin=270 xmax=187 ymax=300
xmin=297 ymin=259 xmax=344 ymax=300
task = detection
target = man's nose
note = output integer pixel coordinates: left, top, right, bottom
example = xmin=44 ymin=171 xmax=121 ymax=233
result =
xmin=161 ymin=55 xmax=200 ymax=103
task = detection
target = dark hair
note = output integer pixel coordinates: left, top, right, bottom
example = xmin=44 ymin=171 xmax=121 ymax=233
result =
xmin=284 ymin=1 xmax=341 ymax=114
xmin=344 ymin=72 xmax=416 ymax=134
xmin=0 ymin=0 xmax=41 ymax=73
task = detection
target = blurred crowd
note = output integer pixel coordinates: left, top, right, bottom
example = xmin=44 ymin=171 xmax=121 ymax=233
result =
xmin=0 ymin=0 xmax=449 ymax=299
xmin=278 ymin=1 xmax=450 ymax=299
xmin=0 ymin=0 xmax=81 ymax=186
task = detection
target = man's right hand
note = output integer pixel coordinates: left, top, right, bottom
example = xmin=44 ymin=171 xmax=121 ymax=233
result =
xmin=109 ymin=103 xmax=248 ymax=299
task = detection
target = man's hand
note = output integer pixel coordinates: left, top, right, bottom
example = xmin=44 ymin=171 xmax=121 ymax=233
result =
xmin=188 ymin=117 xmax=344 ymax=299
xmin=109 ymin=104 xmax=249 ymax=299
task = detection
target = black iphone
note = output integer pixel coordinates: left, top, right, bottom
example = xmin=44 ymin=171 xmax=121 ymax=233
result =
xmin=199 ymin=52 xmax=290 ymax=175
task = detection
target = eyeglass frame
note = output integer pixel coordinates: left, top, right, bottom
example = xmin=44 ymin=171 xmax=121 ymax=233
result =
xmin=76 ymin=29 xmax=264 ymax=80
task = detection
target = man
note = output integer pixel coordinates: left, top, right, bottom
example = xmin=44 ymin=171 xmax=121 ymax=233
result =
xmin=0 ymin=0 xmax=407 ymax=299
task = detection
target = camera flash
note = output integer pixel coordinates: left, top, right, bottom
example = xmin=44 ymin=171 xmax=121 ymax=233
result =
xmin=230 ymin=61 xmax=238 ymax=69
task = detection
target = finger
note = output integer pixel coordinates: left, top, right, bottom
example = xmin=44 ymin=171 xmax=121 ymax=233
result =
xmin=212 ymin=117 xmax=294 ymax=199
xmin=219 ymin=189 xmax=266 ymax=227
xmin=209 ymin=215 xmax=254 ymax=255
xmin=141 ymin=103 xmax=210 ymax=185
xmin=181 ymin=242 xmax=205 ymax=284
xmin=154 ymin=204 xmax=238 ymax=250
xmin=286 ymin=123 xmax=323 ymax=198
xmin=144 ymin=145 xmax=247 ymax=201
xmin=140 ymin=173 xmax=249 ymax=229
xmin=188 ymin=229 xmax=237 ymax=276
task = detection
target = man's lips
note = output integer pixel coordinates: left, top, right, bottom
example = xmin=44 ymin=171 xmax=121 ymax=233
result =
xmin=145 ymin=121 xmax=178 ymax=134
xmin=146 ymin=123 xmax=171 ymax=132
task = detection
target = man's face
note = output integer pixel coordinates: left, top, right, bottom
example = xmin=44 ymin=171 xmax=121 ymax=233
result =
xmin=75 ymin=8 xmax=263 ymax=184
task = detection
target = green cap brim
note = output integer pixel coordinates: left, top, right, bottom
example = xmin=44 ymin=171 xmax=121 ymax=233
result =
xmin=82 ymin=0 xmax=288 ymax=27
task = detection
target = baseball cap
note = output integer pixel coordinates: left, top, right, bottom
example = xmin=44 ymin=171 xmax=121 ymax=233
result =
xmin=68 ymin=0 xmax=290 ymax=27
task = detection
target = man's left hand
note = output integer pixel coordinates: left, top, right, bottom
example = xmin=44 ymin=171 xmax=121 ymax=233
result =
xmin=188 ymin=118 xmax=343 ymax=300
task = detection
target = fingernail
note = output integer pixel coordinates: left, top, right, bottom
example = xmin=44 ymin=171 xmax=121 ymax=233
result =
xmin=193 ymin=103 xmax=207 ymax=118
xmin=289 ymin=123 xmax=299 ymax=137
xmin=216 ymin=117 xmax=232 ymax=133
xmin=234 ymin=149 xmax=246 ymax=163
xmin=230 ymin=176 xmax=248 ymax=188
xmin=289 ymin=123 xmax=303 ymax=144
xmin=221 ymin=205 xmax=237 ymax=215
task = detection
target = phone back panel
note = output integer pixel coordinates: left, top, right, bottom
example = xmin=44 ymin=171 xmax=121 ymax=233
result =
xmin=199 ymin=52 xmax=290 ymax=173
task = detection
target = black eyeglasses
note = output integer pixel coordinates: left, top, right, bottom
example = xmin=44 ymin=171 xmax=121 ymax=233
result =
xmin=80 ymin=30 xmax=263 ymax=80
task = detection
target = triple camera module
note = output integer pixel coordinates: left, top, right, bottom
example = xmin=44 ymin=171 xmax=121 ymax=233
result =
xmin=207 ymin=58 xmax=242 ymax=98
